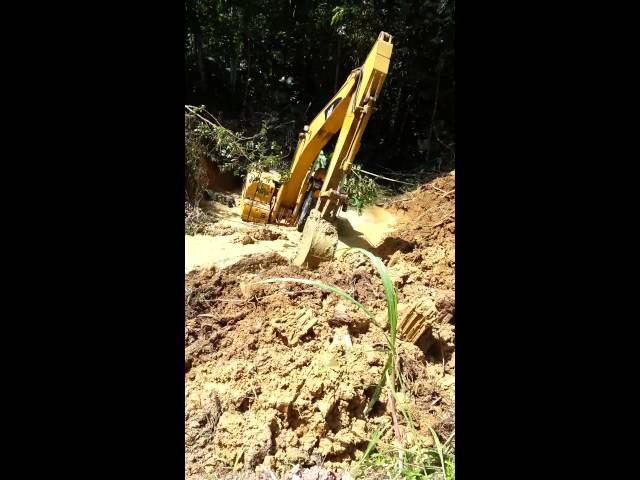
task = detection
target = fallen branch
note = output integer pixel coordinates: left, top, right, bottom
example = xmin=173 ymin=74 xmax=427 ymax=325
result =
xmin=185 ymin=105 xmax=225 ymax=129
xmin=185 ymin=105 xmax=252 ymax=160
xmin=387 ymin=388 xmax=404 ymax=446
xmin=197 ymin=311 xmax=247 ymax=323
xmin=429 ymin=213 xmax=454 ymax=228
xmin=384 ymin=193 xmax=416 ymax=206
xmin=433 ymin=124 xmax=456 ymax=162
xmin=359 ymin=169 xmax=417 ymax=186
xmin=428 ymin=185 xmax=448 ymax=195
xmin=202 ymin=299 xmax=245 ymax=305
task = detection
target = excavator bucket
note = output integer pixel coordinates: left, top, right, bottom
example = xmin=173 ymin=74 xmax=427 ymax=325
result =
xmin=293 ymin=210 xmax=339 ymax=268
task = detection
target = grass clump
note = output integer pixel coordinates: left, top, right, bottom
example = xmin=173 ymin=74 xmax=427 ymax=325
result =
xmin=359 ymin=428 xmax=455 ymax=479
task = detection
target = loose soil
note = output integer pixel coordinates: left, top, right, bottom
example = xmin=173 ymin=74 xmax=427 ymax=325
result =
xmin=185 ymin=172 xmax=455 ymax=479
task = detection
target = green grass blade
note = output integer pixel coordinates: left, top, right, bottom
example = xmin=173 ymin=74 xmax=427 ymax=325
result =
xmin=344 ymin=248 xmax=398 ymax=350
xmin=445 ymin=457 xmax=455 ymax=479
xmin=361 ymin=422 xmax=389 ymax=462
xmin=443 ymin=430 xmax=455 ymax=453
xmin=429 ymin=427 xmax=447 ymax=480
xmin=390 ymin=386 xmax=416 ymax=434
xmin=344 ymin=248 xmax=400 ymax=415
xmin=365 ymin=353 xmax=391 ymax=415
xmin=232 ymin=449 xmax=244 ymax=472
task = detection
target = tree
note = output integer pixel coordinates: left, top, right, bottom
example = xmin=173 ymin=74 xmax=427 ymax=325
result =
xmin=184 ymin=0 xmax=455 ymax=173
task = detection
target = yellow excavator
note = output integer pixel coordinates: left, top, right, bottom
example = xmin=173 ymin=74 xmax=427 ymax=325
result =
xmin=239 ymin=31 xmax=393 ymax=267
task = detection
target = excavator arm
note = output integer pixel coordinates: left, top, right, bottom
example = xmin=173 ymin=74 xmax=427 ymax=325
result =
xmin=269 ymin=69 xmax=358 ymax=224
xmin=271 ymin=31 xmax=393 ymax=225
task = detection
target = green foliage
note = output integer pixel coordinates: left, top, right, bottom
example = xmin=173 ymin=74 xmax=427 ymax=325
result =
xmin=330 ymin=6 xmax=346 ymax=27
xmin=361 ymin=422 xmax=390 ymax=462
xmin=342 ymin=165 xmax=380 ymax=214
xmin=185 ymin=0 xmax=456 ymax=172
xmin=186 ymin=105 xmax=287 ymax=175
xmin=185 ymin=105 xmax=290 ymax=204
xmin=359 ymin=430 xmax=455 ymax=480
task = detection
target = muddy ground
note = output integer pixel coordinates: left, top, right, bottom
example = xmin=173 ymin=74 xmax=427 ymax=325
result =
xmin=185 ymin=172 xmax=455 ymax=479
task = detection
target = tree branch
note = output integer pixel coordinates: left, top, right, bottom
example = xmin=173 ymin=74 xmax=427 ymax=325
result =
xmin=359 ymin=169 xmax=416 ymax=186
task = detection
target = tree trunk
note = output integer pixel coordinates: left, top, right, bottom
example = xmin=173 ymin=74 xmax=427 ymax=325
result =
xmin=242 ymin=37 xmax=252 ymax=118
xmin=385 ymin=86 xmax=404 ymax=145
xmin=425 ymin=55 xmax=444 ymax=165
xmin=229 ymin=7 xmax=243 ymax=92
xmin=230 ymin=58 xmax=238 ymax=91
xmin=334 ymin=36 xmax=341 ymax=92
xmin=185 ymin=1 xmax=208 ymax=94
xmin=395 ymin=92 xmax=413 ymax=147
xmin=195 ymin=34 xmax=208 ymax=94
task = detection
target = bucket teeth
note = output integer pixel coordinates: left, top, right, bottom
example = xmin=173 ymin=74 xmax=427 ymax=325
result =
xmin=396 ymin=293 xmax=454 ymax=344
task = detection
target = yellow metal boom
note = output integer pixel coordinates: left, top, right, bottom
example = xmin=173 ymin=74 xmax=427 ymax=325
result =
xmin=240 ymin=31 xmax=393 ymax=228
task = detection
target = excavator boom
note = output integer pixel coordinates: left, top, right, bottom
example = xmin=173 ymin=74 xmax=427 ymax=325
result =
xmin=273 ymin=31 xmax=393 ymax=225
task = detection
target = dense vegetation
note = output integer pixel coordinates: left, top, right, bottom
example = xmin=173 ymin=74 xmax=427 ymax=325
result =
xmin=185 ymin=0 xmax=455 ymax=177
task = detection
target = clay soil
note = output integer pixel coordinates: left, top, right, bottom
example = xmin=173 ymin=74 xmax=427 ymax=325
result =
xmin=185 ymin=172 xmax=455 ymax=479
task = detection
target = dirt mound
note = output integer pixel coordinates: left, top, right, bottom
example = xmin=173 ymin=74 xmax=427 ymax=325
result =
xmin=206 ymin=224 xmax=236 ymax=236
xmin=185 ymin=262 xmax=447 ymax=478
xmin=252 ymin=228 xmax=283 ymax=241
xmin=185 ymin=172 xmax=455 ymax=478
xmin=382 ymin=172 xmax=455 ymax=291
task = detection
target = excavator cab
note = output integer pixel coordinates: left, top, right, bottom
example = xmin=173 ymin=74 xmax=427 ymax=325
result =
xmin=312 ymin=169 xmax=327 ymax=199
xmin=296 ymin=167 xmax=327 ymax=232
